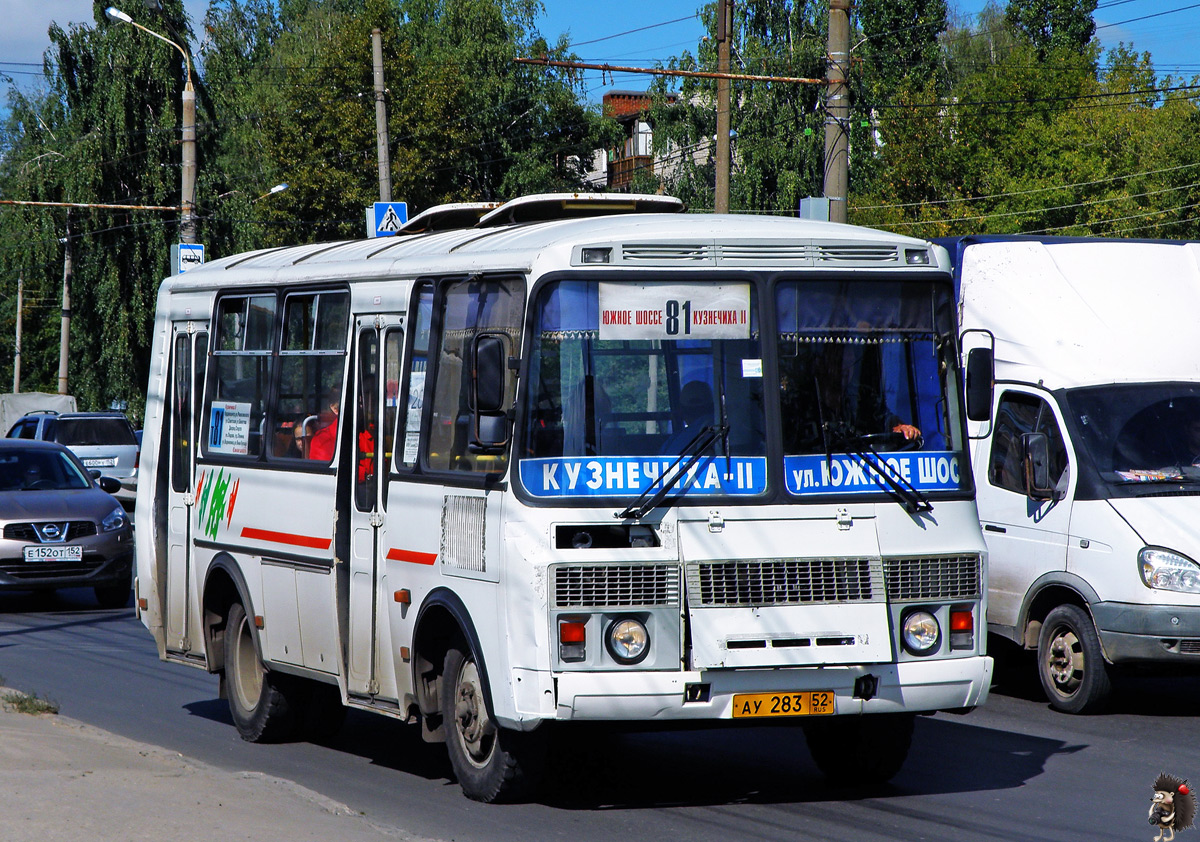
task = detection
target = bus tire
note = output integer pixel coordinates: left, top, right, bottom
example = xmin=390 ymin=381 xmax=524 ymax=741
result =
xmin=224 ymin=601 xmax=302 ymax=742
xmin=1037 ymin=604 xmax=1111 ymax=714
xmin=803 ymin=712 xmax=914 ymax=786
xmin=441 ymin=645 xmax=543 ymax=802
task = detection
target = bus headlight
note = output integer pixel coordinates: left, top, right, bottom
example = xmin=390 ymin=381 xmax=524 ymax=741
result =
xmin=1140 ymin=547 xmax=1200 ymax=594
xmin=605 ymin=617 xmax=649 ymax=665
xmin=901 ymin=610 xmax=940 ymax=655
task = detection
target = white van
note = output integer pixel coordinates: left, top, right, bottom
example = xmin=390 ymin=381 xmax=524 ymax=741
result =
xmin=947 ymin=236 xmax=1200 ymax=713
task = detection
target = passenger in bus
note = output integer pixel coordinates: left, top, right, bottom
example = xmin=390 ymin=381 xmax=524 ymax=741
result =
xmin=308 ymin=386 xmax=341 ymax=462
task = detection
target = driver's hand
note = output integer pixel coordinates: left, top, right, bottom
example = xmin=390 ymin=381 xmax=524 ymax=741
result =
xmin=892 ymin=423 xmax=921 ymax=440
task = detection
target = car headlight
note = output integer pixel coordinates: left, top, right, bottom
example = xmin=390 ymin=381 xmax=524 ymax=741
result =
xmin=101 ymin=506 xmax=128 ymax=533
xmin=1140 ymin=547 xmax=1200 ymax=594
xmin=605 ymin=618 xmax=649 ymax=665
xmin=901 ymin=610 xmax=940 ymax=655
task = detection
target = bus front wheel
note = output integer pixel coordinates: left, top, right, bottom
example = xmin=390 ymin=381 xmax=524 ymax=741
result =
xmin=803 ymin=712 xmax=914 ymax=785
xmin=441 ymin=645 xmax=543 ymax=802
xmin=224 ymin=601 xmax=301 ymax=742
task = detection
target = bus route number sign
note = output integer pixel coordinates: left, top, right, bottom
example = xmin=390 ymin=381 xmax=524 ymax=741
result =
xmin=598 ymin=282 xmax=750 ymax=341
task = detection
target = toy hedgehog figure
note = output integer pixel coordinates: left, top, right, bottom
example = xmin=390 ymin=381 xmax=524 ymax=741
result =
xmin=1150 ymin=773 xmax=1197 ymax=842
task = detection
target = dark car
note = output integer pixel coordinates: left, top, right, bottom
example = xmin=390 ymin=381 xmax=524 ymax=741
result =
xmin=0 ymin=439 xmax=134 ymax=608
xmin=7 ymin=411 xmax=139 ymax=503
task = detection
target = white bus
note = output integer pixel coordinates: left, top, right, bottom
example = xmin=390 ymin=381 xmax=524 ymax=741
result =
xmin=135 ymin=194 xmax=992 ymax=802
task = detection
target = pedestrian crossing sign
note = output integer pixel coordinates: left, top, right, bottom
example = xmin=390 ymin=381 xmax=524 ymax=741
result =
xmin=369 ymin=202 xmax=408 ymax=237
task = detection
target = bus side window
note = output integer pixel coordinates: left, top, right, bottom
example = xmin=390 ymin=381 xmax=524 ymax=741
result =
xmin=204 ymin=294 xmax=276 ymax=458
xmin=273 ymin=291 xmax=350 ymax=462
xmin=424 ymin=276 xmax=523 ymax=474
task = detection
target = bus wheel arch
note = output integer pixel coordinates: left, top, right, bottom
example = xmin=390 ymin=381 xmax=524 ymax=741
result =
xmin=201 ymin=555 xmax=254 ymax=677
xmin=410 ymin=589 xmax=490 ymax=744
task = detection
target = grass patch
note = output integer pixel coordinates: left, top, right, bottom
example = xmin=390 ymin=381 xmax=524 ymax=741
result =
xmin=0 ymin=675 xmax=59 ymax=715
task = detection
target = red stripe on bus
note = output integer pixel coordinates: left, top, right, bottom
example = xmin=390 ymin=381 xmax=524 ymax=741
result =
xmin=240 ymin=527 xmax=332 ymax=550
xmin=387 ymin=548 xmax=438 ymax=565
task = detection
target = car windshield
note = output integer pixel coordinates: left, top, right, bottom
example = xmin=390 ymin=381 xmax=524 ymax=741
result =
xmin=1064 ymin=383 xmax=1200 ymax=486
xmin=0 ymin=449 xmax=92 ymax=491
xmin=55 ymin=418 xmax=136 ymax=447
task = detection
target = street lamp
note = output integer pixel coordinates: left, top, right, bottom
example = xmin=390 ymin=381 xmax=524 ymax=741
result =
xmin=104 ymin=6 xmax=196 ymax=244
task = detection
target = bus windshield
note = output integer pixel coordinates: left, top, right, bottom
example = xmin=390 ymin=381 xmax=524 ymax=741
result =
xmin=777 ymin=279 xmax=966 ymax=499
xmin=520 ymin=279 xmax=766 ymax=502
xmin=518 ymin=276 xmax=968 ymax=504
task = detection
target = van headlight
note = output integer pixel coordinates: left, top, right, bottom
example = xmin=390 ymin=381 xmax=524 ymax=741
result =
xmin=1140 ymin=547 xmax=1200 ymax=594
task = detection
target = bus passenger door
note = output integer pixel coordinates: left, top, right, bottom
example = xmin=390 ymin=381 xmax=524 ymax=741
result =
xmin=347 ymin=316 xmax=403 ymax=700
xmin=165 ymin=325 xmax=208 ymax=657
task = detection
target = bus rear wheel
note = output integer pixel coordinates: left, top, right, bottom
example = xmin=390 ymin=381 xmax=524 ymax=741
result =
xmin=803 ymin=713 xmax=914 ymax=786
xmin=441 ymin=645 xmax=543 ymax=802
xmin=224 ymin=601 xmax=302 ymax=742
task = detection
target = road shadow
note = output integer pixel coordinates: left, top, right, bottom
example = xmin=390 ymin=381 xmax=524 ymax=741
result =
xmin=0 ymin=586 xmax=131 ymax=616
xmin=530 ymin=715 xmax=1081 ymax=809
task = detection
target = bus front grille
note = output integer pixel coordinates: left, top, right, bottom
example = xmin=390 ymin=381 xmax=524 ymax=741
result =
xmin=552 ymin=563 xmax=680 ymax=608
xmin=687 ymin=558 xmax=882 ymax=607
xmin=883 ymin=555 xmax=982 ymax=601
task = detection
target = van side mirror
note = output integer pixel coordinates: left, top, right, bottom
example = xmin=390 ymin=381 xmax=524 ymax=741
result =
xmin=471 ymin=334 xmax=509 ymax=450
xmin=1022 ymin=432 xmax=1057 ymax=500
xmin=965 ymin=347 xmax=994 ymax=422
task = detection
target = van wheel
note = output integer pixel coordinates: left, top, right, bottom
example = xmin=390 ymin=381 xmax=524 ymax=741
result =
xmin=803 ymin=713 xmax=914 ymax=785
xmin=224 ymin=602 xmax=302 ymax=742
xmin=1037 ymin=604 xmax=1111 ymax=714
xmin=441 ymin=645 xmax=543 ymax=802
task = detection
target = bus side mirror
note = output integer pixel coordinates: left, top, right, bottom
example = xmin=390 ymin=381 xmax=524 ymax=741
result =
xmin=965 ymin=347 xmax=993 ymax=422
xmin=472 ymin=334 xmax=508 ymax=449
xmin=1022 ymin=432 xmax=1057 ymax=500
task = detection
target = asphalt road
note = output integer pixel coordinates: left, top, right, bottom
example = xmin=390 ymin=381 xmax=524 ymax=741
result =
xmin=0 ymin=587 xmax=1195 ymax=842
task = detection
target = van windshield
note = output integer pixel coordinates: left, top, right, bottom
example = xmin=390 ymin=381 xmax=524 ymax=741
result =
xmin=1065 ymin=383 xmax=1200 ymax=488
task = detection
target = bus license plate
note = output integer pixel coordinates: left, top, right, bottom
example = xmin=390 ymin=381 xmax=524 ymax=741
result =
xmin=732 ymin=691 xmax=835 ymax=718
xmin=23 ymin=545 xmax=83 ymax=562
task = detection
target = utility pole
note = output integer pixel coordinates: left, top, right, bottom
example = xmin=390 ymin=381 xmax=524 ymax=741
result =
xmin=824 ymin=0 xmax=850 ymax=224
xmin=58 ymin=214 xmax=72 ymax=396
xmin=715 ymin=0 xmax=733 ymax=214
xmin=372 ymin=28 xmax=392 ymax=203
xmin=13 ymin=277 xmax=21 ymax=393
xmin=181 ymin=75 xmax=196 ymax=243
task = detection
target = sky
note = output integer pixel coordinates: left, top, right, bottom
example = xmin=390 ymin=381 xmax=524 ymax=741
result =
xmin=2 ymin=0 xmax=1200 ymax=106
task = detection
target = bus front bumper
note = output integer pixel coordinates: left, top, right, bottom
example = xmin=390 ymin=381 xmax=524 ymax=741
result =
xmin=551 ymin=655 xmax=993 ymax=722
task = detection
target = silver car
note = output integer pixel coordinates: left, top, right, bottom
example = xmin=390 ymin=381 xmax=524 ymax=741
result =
xmin=0 ymin=439 xmax=133 ymax=608
xmin=7 ymin=411 xmax=139 ymax=503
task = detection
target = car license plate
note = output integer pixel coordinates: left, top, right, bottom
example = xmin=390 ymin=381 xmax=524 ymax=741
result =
xmin=82 ymin=458 xmax=117 ymax=468
xmin=23 ymin=545 xmax=83 ymax=562
xmin=732 ymin=690 xmax=835 ymax=718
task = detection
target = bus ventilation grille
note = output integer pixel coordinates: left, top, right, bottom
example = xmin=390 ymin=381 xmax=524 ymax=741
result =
xmin=552 ymin=563 xmax=680 ymax=608
xmin=687 ymin=558 xmax=881 ymax=607
xmin=883 ymin=555 xmax=981 ymax=601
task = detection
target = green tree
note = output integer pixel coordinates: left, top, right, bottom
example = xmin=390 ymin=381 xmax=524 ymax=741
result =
xmin=0 ymin=0 xmax=195 ymax=418
xmin=1006 ymin=0 xmax=1098 ymax=58
xmin=647 ymin=0 xmax=827 ymax=213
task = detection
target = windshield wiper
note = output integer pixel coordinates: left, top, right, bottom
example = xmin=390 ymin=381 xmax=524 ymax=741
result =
xmin=616 ymin=424 xmax=728 ymax=520
xmin=836 ymin=436 xmax=933 ymax=515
